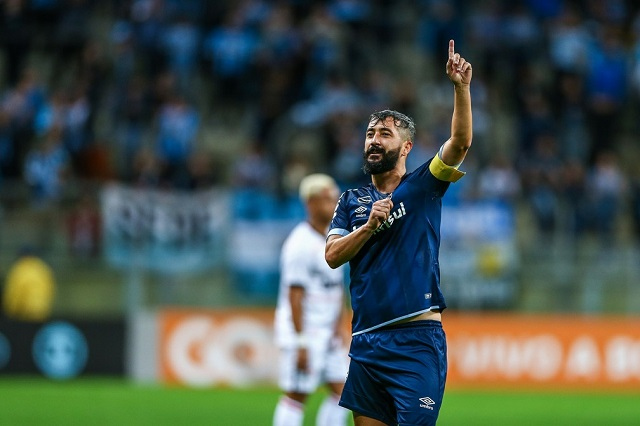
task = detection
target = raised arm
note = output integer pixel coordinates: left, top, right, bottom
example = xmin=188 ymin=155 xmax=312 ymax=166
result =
xmin=440 ymin=39 xmax=473 ymax=167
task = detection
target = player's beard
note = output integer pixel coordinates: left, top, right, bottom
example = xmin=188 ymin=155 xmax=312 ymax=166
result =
xmin=362 ymin=146 xmax=401 ymax=175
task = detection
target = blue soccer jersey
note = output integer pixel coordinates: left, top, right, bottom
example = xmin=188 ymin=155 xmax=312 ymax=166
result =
xmin=328 ymin=155 xmax=463 ymax=335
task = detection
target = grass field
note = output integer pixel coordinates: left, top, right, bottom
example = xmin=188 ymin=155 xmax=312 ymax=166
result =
xmin=1 ymin=377 xmax=639 ymax=425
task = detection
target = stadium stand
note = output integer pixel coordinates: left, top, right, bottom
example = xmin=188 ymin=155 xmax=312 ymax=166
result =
xmin=0 ymin=0 xmax=639 ymax=317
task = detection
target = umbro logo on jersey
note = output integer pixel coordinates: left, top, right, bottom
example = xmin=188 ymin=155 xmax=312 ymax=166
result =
xmin=419 ymin=397 xmax=435 ymax=410
xmin=357 ymin=196 xmax=372 ymax=204
xmin=355 ymin=206 xmax=367 ymax=214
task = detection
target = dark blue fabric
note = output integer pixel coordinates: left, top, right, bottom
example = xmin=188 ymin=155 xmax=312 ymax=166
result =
xmin=339 ymin=320 xmax=448 ymax=425
xmin=329 ymin=158 xmax=450 ymax=334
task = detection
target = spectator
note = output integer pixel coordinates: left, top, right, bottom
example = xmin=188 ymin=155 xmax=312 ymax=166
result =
xmin=23 ymin=126 xmax=70 ymax=207
xmin=290 ymin=70 xmax=362 ymax=128
xmin=113 ymin=76 xmax=152 ymax=181
xmin=0 ymin=0 xmax=33 ymax=87
xmin=34 ymin=88 xmax=68 ymax=138
xmin=515 ymin=82 xmax=556 ymax=157
xmin=554 ymin=72 xmax=589 ymax=163
xmin=405 ymin=126 xmax=439 ymax=174
xmin=23 ymin=125 xmax=70 ymax=252
xmin=299 ymin=3 xmax=346 ymax=96
xmin=467 ymin=74 xmax=491 ymax=163
xmin=50 ymin=0 xmax=91 ymax=84
xmin=502 ymin=1 xmax=544 ymax=66
xmin=584 ymin=25 xmax=628 ymax=164
xmin=63 ymin=83 xmax=91 ymax=167
xmin=477 ymin=154 xmax=522 ymax=203
xmin=0 ymin=109 xmax=16 ymax=179
xmin=153 ymin=92 xmax=200 ymax=188
xmin=416 ymin=0 xmax=461 ymax=64
xmin=230 ymin=141 xmax=279 ymax=220
xmin=202 ymin=7 xmax=260 ymax=107
xmin=546 ymin=3 xmax=590 ymax=84
xmin=329 ymin=116 xmax=369 ymax=188
xmin=160 ymin=14 xmax=201 ymax=92
xmin=231 ymin=142 xmax=277 ymax=191
xmin=109 ymin=8 xmax=137 ymax=87
xmin=76 ymin=40 xmax=110 ymax=134
xmin=584 ymin=150 xmax=627 ymax=245
xmin=259 ymin=3 xmax=302 ymax=71
xmin=185 ymin=149 xmax=219 ymax=190
xmin=519 ymin=132 xmax=565 ymax=238
xmin=466 ymin=1 xmax=502 ymax=78
xmin=2 ymin=68 xmax=46 ymax=154
xmin=28 ymin=0 xmax=62 ymax=44
xmin=66 ymin=191 xmax=101 ymax=258
xmin=131 ymin=146 xmax=162 ymax=188
xmin=562 ymin=159 xmax=588 ymax=238
xmin=130 ymin=0 xmax=168 ymax=77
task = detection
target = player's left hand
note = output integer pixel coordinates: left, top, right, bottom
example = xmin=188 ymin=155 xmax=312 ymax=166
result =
xmin=446 ymin=39 xmax=472 ymax=86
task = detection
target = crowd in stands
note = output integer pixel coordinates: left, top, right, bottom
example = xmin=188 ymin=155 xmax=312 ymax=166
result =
xmin=0 ymin=0 xmax=639 ymax=245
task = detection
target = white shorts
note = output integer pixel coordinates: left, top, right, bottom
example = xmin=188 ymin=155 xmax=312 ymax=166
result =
xmin=277 ymin=335 xmax=349 ymax=394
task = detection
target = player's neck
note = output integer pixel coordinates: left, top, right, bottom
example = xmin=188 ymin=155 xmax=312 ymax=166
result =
xmin=371 ymin=167 xmax=406 ymax=194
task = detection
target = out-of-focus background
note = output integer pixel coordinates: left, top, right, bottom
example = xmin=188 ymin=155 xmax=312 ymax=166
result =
xmin=0 ymin=0 xmax=639 ymax=424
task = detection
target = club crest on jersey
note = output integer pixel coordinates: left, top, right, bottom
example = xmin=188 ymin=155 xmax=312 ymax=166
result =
xmin=373 ymin=202 xmax=407 ymax=235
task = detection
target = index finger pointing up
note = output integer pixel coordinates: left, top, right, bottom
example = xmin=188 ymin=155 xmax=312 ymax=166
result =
xmin=449 ymin=39 xmax=455 ymax=59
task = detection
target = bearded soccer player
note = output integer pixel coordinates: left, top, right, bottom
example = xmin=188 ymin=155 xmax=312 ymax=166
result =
xmin=325 ymin=40 xmax=473 ymax=426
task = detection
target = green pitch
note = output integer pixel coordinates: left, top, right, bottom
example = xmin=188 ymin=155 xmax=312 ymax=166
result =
xmin=0 ymin=377 xmax=639 ymax=425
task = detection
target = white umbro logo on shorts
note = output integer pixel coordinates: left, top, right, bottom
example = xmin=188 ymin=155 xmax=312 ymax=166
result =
xmin=419 ymin=397 xmax=435 ymax=410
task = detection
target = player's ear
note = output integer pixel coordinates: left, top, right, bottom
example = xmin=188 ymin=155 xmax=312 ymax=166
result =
xmin=402 ymin=140 xmax=413 ymax=157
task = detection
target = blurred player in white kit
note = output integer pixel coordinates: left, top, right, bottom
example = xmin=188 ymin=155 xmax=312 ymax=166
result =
xmin=273 ymin=173 xmax=350 ymax=426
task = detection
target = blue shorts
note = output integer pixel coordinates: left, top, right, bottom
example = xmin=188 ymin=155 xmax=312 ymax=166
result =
xmin=339 ymin=320 xmax=447 ymax=426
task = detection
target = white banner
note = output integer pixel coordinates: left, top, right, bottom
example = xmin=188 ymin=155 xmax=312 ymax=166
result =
xmin=101 ymin=184 xmax=229 ymax=273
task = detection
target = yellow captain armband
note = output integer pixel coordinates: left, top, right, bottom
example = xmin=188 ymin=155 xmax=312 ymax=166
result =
xmin=429 ymin=152 xmax=466 ymax=182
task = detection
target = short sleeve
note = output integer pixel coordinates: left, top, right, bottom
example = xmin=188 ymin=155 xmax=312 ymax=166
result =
xmin=327 ymin=191 xmax=351 ymax=238
xmin=280 ymin=240 xmax=312 ymax=289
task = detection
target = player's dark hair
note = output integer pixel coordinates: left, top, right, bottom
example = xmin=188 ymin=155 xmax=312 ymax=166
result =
xmin=368 ymin=110 xmax=416 ymax=141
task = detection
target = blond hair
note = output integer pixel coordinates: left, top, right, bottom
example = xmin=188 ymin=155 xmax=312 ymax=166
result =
xmin=299 ymin=173 xmax=338 ymax=202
